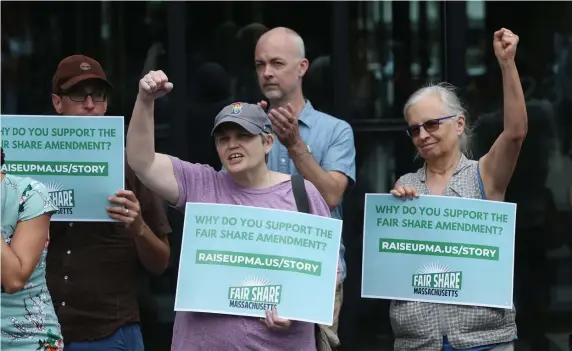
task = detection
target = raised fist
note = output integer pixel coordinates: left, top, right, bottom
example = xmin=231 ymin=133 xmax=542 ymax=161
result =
xmin=493 ymin=28 xmax=519 ymax=63
xmin=139 ymin=70 xmax=173 ymax=102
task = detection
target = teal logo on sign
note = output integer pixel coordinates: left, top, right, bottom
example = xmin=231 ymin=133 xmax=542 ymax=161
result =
xmin=228 ymin=276 xmax=282 ymax=311
xmin=411 ymin=262 xmax=462 ymax=298
xmin=45 ymin=181 xmax=76 ymax=215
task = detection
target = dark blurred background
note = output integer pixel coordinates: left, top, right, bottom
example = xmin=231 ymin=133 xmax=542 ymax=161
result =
xmin=2 ymin=1 xmax=571 ymax=350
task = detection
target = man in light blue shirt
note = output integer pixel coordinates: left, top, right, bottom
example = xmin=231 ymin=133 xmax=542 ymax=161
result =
xmin=254 ymin=27 xmax=356 ymax=334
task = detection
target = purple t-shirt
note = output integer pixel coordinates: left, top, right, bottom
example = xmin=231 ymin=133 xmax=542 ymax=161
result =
xmin=169 ymin=156 xmax=336 ymax=351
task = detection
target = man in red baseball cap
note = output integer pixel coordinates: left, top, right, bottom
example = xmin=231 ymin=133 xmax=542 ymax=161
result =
xmin=51 ymin=55 xmax=113 ymax=116
xmin=47 ymin=55 xmax=172 ymax=351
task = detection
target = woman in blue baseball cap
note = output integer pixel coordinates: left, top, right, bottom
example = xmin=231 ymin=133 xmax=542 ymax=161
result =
xmin=127 ymin=70 xmax=341 ymax=351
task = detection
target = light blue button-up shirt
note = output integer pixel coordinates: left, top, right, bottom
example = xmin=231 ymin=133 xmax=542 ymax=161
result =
xmin=267 ymin=101 xmax=356 ymax=281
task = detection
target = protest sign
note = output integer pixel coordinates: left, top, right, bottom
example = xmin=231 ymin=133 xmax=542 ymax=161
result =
xmin=0 ymin=115 xmax=124 ymax=222
xmin=362 ymin=194 xmax=516 ymax=308
xmin=175 ymin=203 xmax=343 ymax=325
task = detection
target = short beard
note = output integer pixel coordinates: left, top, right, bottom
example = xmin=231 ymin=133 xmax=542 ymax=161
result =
xmin=264 ymin=90 xmax=284 ymax=102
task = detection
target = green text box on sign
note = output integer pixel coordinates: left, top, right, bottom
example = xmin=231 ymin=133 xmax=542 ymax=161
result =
xmin=362 ymin=194 xmax=516 ymax=308
xmin=0 ymin=115 xmax=125 ymax=222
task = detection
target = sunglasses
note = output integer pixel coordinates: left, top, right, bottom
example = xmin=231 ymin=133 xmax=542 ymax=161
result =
xmin=406 ymin=115 xmax=457 ymax=138
xmin=60 ymin=90 xmax=107 ymax=103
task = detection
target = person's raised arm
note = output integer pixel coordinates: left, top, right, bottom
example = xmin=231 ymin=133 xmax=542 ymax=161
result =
xmin=127 ymin=70 xmax=179 ymax=205
xmin=480 ymin=28 xmax=528 ymax=201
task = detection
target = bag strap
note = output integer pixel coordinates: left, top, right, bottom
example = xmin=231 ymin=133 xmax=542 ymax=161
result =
xmin=291 ymin=174 xmax=310 ymax=214
xmin=292 ymin=175 xmax=339 ymax=350
xmin=476 ymin=162 xmax=487 ymax=200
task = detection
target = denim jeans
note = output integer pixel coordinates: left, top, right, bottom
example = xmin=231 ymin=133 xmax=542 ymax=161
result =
xmin=64 ymin=323 xmax=144 ymax=351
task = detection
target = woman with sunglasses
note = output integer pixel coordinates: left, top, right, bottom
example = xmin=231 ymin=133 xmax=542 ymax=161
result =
xmin=1 ymin=147 xmax=64 ymax=350
xmin=389 ymin=28 xmax=527 ymax=351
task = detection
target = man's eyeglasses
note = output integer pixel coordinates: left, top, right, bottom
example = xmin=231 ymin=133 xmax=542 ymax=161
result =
xmin=406 ymin=115 xmax=457 ymax=138
xmin=60 ymin=91 xmax=107 ymax=103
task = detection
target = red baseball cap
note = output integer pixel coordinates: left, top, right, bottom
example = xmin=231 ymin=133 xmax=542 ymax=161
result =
xmin=52 ymin=55 xmax=113 ymax=93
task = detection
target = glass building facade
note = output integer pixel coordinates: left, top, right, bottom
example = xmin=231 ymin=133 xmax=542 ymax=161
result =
xmin=2 ymin=1 xmax=571 ymax=350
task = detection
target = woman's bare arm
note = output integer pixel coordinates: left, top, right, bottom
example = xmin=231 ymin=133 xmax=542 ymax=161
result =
xmin=1 ymin=214 xmax=51 ymax=294
xmin=480 ymin=30 xmax=528 ymax=201
xmin=126 ymin=71 xmax=179 ymax=205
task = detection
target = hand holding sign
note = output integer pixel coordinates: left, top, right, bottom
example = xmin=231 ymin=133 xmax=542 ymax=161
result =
xmin=390 ymin=184 xmax=419 ymax=200
xmin=139 ymin=70 xmax=173 ymax=102
xmin=107 ymin=190 xmax=144 ymax=234
xmin=261 ymin=307 xmax=292 ymax=331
